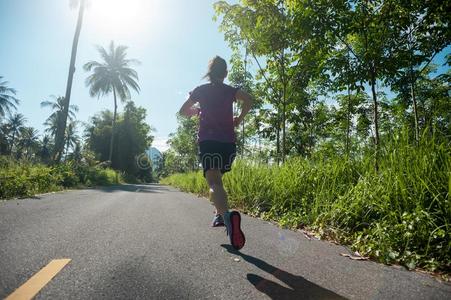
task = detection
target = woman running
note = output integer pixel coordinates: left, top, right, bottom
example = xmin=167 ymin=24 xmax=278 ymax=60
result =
xmin=179 ymin=56 xmax=253 ymax=250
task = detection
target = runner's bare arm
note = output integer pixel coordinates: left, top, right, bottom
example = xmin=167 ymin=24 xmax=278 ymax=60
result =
xmin=234 ymin=89 xmax=253 ymax=127
xmin=179 ymin=98 xmax=199 ymax=117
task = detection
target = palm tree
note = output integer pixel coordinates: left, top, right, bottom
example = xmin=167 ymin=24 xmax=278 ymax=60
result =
xmin=38 ymin=135 xmax=53 ymax=163
xmin=41 ymin=96 xmax=79 ymax=139
xmin=54 ymin=0 xmax=86 ymax=162
xmin=0 ymin=123 xmax=11 ymax=154
xmin=6 ymin=113 xmax=26 ymax=154
xmin=84 ymin=41 xmax=140 ymax=163
xmin=64 ymin=121 xmax=79 ymax=158
xmin=67 ymin=141 xmax=82 ymax=163
xmin=17 ymin=127 xmax=39 ymax=160
xmin=43 ymin=114 xmax=59 ymax=138
xmin=0 ymin=76 xmax=20 ymax=119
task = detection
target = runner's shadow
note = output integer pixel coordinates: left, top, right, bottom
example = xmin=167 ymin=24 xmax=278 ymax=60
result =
xmin=221 ymin=244 xmax=345 ymax=300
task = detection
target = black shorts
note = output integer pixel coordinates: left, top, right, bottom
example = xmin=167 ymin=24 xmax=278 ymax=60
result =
xmin=198 ymin=140 xmax=236 ymax=177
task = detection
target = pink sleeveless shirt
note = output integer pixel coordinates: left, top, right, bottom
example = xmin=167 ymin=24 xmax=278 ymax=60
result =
xmin=189 ymin=83 xmax=238 ymax=143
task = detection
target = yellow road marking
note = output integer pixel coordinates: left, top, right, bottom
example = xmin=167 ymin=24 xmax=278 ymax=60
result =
xmin=6 ymin=259 xmax=71 ymax=300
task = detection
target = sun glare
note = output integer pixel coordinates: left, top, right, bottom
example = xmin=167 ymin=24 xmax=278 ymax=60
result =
xmin=87 ymin=0 xmax=157 ymax=36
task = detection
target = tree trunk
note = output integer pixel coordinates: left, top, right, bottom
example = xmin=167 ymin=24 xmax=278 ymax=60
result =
xmin=276 ymin=114 xmax=280 ymax=165
xmin=242 ymin=47 xmax=247 ymax=157
xmin=54 ymin=0 xmax=85 ymax=163
xmin=430 ymin=91 xmax=435 ymax=136
xmin=370 ymin=65 xmax=379 ymax=171
xmin=9 ymin=132 xmax=16 ymax=155
xmin=109 ymin=87 xmax=118 ymax=164
xmin=282 ymin=93 xmax=286 ymax=163
xmin=242 ymin=119 xmax=245 ymax=156
xmin=407 ymin=20 xmax=420 ymax=143
xmin=410 ymin=66 xmax=420 ymax=143
xmin=281 ymin=50 xmax=287 ymax=163
xmin=65 ymin=139 xmax=70 ymax=160
xmin=346 ymin=85 xmax=351 ymax=157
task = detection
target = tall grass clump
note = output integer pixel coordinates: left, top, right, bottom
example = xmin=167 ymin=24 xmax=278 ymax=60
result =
xmin=161 ymin=172 xmax=208 ymax=195
xmin=222 ymin=160 xmax=275 ymax=214
xmin=318 ymin=134 xmax=450 ymax=271
xmin=161 ymin=133 xmax=450 ymax=272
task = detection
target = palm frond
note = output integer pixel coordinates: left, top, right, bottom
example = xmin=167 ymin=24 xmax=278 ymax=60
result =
xmin=83 ymin=60 xmax=104 ymax=71
xmin=114 ymin=45 xmax=128 ymax=63
xmin=109 ymin=41 xmax=116 ymax=58
xmin=0 ymin=78 xmax=20 ymax=117
xmin=124 ymin=58 xmax=141 ymax=66
xmin=121 ymin=75 xmax=140 ymax=94
xmin=120 ymin=67 xmax=139 ymax=80
xmin=7 ymin=114 xmax=27 ymax=135
xmin=69 ymin=104 xmax=79 ymax=113
xmin=114 ymin=79 xmax=129 ymax=101
xmin=40 ymin=100 xmax=56 ymax=109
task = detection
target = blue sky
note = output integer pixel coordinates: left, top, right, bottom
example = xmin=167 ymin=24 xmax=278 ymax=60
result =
xmin=0 ymin=0 xmax=234 ymax=151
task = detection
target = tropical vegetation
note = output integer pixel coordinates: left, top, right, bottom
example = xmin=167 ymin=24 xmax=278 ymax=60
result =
xmin=161 ymin=0 xmax=450 ymax=274
xmin=1 ymin=38 xmax=152 ymax=198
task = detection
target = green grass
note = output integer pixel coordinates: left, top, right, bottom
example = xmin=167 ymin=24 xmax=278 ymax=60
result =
xmin=0 ymin=157 xmax=123 ymax=199
xmin=161 ymin=135 xmax=450 ymax=273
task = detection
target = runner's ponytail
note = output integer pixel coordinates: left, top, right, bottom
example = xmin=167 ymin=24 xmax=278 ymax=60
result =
xmin=203 ymin=56 xmax=227 ymax=84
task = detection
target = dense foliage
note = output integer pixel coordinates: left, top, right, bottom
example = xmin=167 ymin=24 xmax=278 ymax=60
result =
xmin=211 ymin=0 xmax=450 ymax=165
xmin=161 ymin=115 xmax=199 ymax=176
xmin=85 ymin=102 xmax=154 ymax=181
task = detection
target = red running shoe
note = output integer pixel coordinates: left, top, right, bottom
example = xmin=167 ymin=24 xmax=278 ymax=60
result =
xmin=224 ymin=211 xmax=245 ymax=250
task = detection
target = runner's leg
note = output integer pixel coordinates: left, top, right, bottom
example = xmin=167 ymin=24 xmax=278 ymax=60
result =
xmin=205 ymin=169 xmax=228 ymax=216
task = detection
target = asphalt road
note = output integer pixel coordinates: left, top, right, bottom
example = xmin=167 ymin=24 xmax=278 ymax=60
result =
xmin=1 ymin=184 xmax=450 ymax=299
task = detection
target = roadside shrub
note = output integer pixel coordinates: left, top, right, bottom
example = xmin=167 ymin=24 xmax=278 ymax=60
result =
xmin=52 ymin=163 xmax=80 ymax=187
xmin=0 ymin=156 xmax=122 ymax=199
xmin=0 ymin=161 xmax=60 ymax=198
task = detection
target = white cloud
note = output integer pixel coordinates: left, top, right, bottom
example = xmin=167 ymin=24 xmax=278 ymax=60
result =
xmin=152 ymin=136 xmax=170 ymax=152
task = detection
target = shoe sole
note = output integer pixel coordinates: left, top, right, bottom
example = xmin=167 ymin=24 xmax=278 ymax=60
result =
xmin=229 ymin=211 xmax=245 ymax=250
